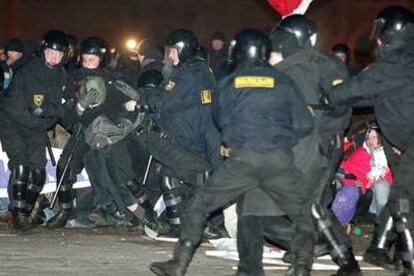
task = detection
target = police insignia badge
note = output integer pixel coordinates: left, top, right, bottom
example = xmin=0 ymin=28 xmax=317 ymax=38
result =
xmin=33 ymin=94 xmax=44 ymax=107
xmin=165 ymin=80 xmax=176 ymax=91
xmin=200 ymin=90 xmax=212 ymax=104
xmin=332 ymin=79 xmax=344 ymax=87
xmin=234 ymin=76 xmax=275 ymax=88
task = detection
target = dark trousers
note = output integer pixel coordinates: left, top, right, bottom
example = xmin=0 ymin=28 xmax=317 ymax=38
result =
xmin=56 ymin=129 xmax=90 ymax=210
xmin=86 ymin=139 xmax=137 ymax=214
xmin=374 ymin=134 xmax=414 ymax=236
xmin=143 ymin=131 xmax=210 ymax=184
xmin=180 ymin=147 xmax=315 ymax=268
xmin=0 ymin=122 xmax=47 ymax=170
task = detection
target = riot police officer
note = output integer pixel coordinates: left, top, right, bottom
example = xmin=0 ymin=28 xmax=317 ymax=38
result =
xmin=237 ymin=15 xmax=362 ymax=276
xmin=128 ymin=29 xmax=221 ymax=235
xmin=149 ymin=29 xmax=315 ymax=276
xmin=47 ymin=36 xmax=112 ymax=228
xmin=326 ymin=6 xmax=414 ymax=275
xmin=0 ymin=30 xmax=68 ymax=231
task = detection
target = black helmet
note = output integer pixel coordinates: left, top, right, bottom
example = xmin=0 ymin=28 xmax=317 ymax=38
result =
xmin=80 ymin=36 xmax=109 ymax=66
xmin=166 ymin=29 xmax=199 ymax=63
xmin=232 ymin=28 xmax=271 ymax=67
xmin=42 ymin=30 xmax=68 ymax=52
xmin=276 ymin=14 xmax=317 ymax=49
xmin=80 ymin=36 xmax=108 ymax=58
xmin=372 ymin=6 xmax=414 ymax=52
xmin=269 ymin=28 xmax=301 ymax=58
xmin=5 ymin=38 xmax=25 ymax=54
xmin=65 ymin=34 xmax=78 ymax=49
xmin=332 ymin=43 xmax=351 ymax=64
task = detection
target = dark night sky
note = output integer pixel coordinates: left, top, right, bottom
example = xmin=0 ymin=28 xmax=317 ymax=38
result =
xmin=0 ymin=0 xmax=413 ymax=55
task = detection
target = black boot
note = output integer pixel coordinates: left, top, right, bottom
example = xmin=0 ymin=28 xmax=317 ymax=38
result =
xmin=150 ymin=240 xmax=195 ymax=276
xmin=286 ymin=262 xmax=311 ymax=276
xmin=334 ymin=251 xmax=362 ymax=276
xmin=10 ymin=212 xmax=33 ymax=232
xmin=47 ymin=209 xmax=75 ymax=228
xmin=126 ymin=179 xmax=159 ymax=232
xmin=29 ymin=195 xmax=47 ymax=225
xmin=9 ymin=166 xmax=32 ymax=232
xmin=48 ymin=168 xmax=77 ymax=229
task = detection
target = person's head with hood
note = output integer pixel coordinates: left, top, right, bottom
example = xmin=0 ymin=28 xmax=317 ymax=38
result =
xmin=5 ymin=38 xmax=25 ymax=65
xmin=210 ymin=31 xmax=226 ymax=51
xmin=332 ymin=43 xmax=351 ymax=65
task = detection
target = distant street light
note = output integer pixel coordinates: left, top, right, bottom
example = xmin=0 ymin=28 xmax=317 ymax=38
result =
xmin=126 ymin=39 xmax=137 ymax=51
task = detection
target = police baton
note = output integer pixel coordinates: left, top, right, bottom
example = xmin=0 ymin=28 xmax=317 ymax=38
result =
xmin=46 ymin=136 xmax=56 ymax=167
xmin=50 ymin=125 xmax=83 ymax=209
xmin=142 ymin=154 xmax=153 ymax=186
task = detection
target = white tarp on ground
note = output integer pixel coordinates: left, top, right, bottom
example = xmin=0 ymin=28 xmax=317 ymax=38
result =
xmin=0 ymin=143 xmax=91 ymax=198
xmin=207 ymin=238 xmax=384 ymax=271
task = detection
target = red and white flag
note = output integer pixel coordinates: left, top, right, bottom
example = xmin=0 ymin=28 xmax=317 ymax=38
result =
xmin=267 ymin=0 xmax=313 ymax=17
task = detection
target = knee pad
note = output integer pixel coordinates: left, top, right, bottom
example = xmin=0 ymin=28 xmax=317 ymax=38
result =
xmin=58 ymin=170 xmax=77 ymax=209
xmin=393 ymin=212 xmax=414 ymax=270
xmin=10 ymin=165 xmax=30 ymax=210
xmin=311 ymin=203 xmax=348 ymax=264
xmin=378 ymin=215 xmax=394 ymax=249
xmin=162 ymin=176 xmax=184 ymax=226
xmin=28 ymin=168 xmax=46 ymax=193
xmin=126 ymin=179 xmax=152 ymax=210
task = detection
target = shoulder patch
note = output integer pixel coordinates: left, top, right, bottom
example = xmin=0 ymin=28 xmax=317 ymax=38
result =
xmin=200 ymin=89 xmax=212 ymax=104
xmin=234 ymin=76 xmax=275 ymax=89
xmin=332 ymin=79 xmax=344 ymax=87
xmin=165 ymin=80 xmax=176 ymax=91
xmin=33 ymin=94 xmax=44 ymax=107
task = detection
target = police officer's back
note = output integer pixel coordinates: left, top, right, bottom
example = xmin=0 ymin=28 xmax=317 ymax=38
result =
xmin=149 ymin=28 xmax=315 ymax=276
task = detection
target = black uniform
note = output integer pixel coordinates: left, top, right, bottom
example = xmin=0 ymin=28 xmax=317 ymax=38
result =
xmin=157 ymin=56 xmax=220 ymax=170
xmin=0 ymin=56 xmax=66 ymax=221
xmin=329 ymin=37 xmax=414 ymax=268
xmin=150 ymin=63 xmax=316 ymax=275
xmin=237 ymin=47 xmax=355 ymax=271
xmin=138 ymin=56 xmax=221 ymax=232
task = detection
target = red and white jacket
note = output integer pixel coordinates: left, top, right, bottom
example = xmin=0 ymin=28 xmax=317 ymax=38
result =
xmin=339 ymin=143 xmax=393 ymax=193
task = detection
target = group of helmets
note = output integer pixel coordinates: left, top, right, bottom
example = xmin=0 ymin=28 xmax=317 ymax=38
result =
xmin=41 ymin=30 xmax=109 ymax=66
xmin=230 ymin=5 xmax=414 ymax=67
xmin=39 ymin=5 xmax=414 ymax=70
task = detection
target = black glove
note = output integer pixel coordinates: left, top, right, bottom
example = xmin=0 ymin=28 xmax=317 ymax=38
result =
xmin=78 ymin=88 xmax=101 ymax=110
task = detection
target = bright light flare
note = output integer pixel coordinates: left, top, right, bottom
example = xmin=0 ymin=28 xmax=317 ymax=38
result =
xmin=126 ymin=39 xmax=137 ymax=50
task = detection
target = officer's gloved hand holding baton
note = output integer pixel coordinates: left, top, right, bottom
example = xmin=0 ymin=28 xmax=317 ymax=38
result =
xmin=124 ymin=100 xmax=150 ymax=113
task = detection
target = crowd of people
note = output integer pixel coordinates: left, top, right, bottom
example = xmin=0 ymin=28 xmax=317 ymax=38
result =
xmin=1 ymin=4 xmax=414 ymax=276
